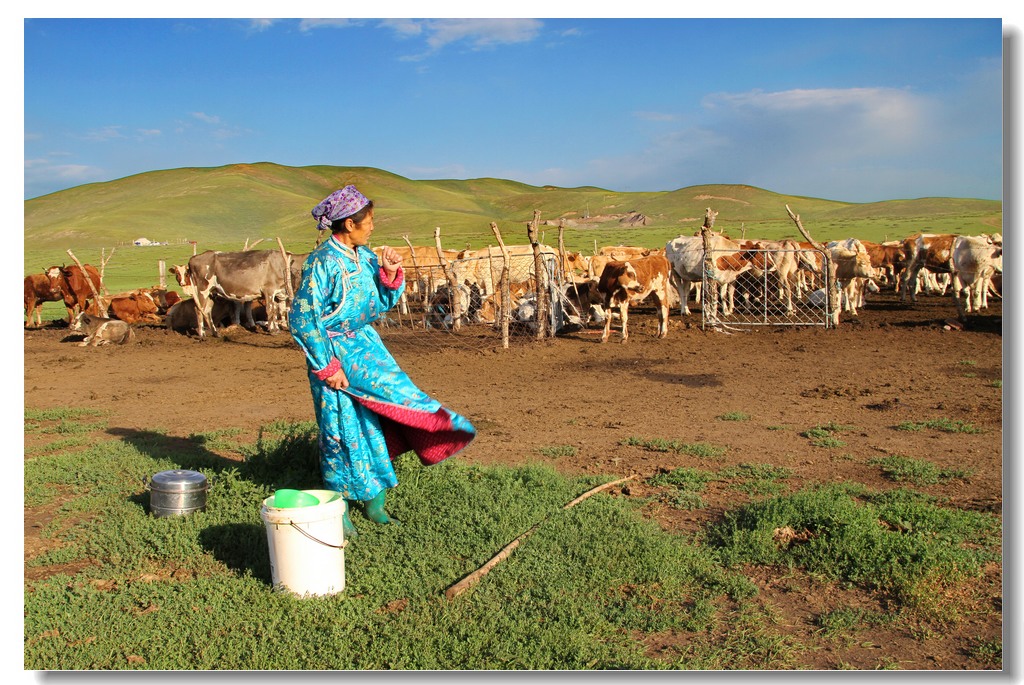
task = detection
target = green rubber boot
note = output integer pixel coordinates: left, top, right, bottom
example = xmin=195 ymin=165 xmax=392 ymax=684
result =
xmin=343 ymin=502 xmax=358 ymax=539
xmin=365 ymin=489 xmax=400 ymax=525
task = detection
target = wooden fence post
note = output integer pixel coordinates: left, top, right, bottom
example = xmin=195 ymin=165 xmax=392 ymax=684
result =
xmin=158 ymin=260 xmax=166 ymax=289
xmin=403 ymin=235 xmax=428 ymax=329
xmin=490 ymin=222 xmax=511 ymax=349
xmin=434 ymin=227 xmax=462 ymax=331
xmin=786 ymin=204 xmax=839 ymax=327
xmin=66 ymin=249 xmax=108 ymax=316
xmin=527 ymin=210 xmax=548 ymax=338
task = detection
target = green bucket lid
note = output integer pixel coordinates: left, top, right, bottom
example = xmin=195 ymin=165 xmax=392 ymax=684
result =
xmin=272 ymin=489 xmax=320 ymax=508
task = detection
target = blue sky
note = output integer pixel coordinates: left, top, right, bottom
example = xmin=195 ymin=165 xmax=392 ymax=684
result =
xmin=23 ymin=16 xmax=1007 ymax=203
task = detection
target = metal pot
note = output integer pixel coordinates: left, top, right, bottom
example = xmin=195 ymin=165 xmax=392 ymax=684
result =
xmin=145 ymin=469 xmax=210 ymax=517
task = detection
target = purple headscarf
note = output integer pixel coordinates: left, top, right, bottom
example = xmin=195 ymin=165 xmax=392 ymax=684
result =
xmin=311 ymin=185 xmax=371 ymax=231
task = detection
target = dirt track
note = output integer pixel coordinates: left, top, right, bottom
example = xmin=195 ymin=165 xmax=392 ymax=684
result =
xmin=23 ymin=289 xmax=1003 ymax=669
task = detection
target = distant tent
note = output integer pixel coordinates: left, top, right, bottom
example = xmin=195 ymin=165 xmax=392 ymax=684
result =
xmin=133 ymin=237 xmax=153 ymax=246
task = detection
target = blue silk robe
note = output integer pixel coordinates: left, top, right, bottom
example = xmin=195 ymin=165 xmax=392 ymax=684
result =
xmin=289 ymin=238 xmax=475 ymax=501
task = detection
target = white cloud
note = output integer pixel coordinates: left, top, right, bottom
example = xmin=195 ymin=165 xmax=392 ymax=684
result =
xmin=137 ymin=129 xmax=162 ymax=137
xmin=248 ymin=19 xmax=276 ymax=32
xmin=191 ymin=112 xmax=221 ymax=125
xmin=382 ymin=18 xmax=543 ymax=59
xmin=298 ymin=19 xmax=359 ymax=32
xmin=84 ymin=126 xmax=125 ymax=142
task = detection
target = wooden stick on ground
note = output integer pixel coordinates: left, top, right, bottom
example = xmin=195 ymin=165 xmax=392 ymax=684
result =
xmin=444 ymin=474 xmax=638 ymax=600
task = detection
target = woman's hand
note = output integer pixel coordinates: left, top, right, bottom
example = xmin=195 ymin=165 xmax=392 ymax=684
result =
xmin=378 ymin=246 xmax=403 ymax=279
xmin=325 ymin=367 xmax=350 ymax=390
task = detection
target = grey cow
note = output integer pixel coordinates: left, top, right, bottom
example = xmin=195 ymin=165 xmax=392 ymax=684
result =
xmin=72 ymin=312 xmax=135 ymax=346
xmin=185 ymin=250 xmax=290 ymax=338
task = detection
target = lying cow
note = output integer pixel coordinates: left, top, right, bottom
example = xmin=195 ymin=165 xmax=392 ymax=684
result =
xmin=71 ymin=312 xmax=134 ymax=346
xmin=597 ymin=255 xmax=671 ymax=343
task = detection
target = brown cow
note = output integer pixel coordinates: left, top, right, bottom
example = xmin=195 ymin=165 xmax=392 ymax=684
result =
xmin=24 ymin=267 xmax=64 ymax=327
xmin=597 ymin=255 xmax=671 ymax=343
xmin=52 ymin=264 xmax=103 ymax=323
xmin=107 ymin=292 xmax=162 ymax=325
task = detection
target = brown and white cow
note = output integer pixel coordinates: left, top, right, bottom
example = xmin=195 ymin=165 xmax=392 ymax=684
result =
xmin=52 ymin=264 xmax=102 ymax=323
xmin=951 ymin=234 xmax=1003 ymax=318
xmin=664 ymin=233 xmax=754 ymax=317
xmin=71 ymin=312 xmax=134 ymax=346
xmin=899 ymin=233 xmax=958 ymax=303
xmin=860 ymin=240 xmax=908 ymax=288
xmin=597 ymin=255 xmax=671 ymax=343
xmin=24 ymin=267 xmax=64 ymax=327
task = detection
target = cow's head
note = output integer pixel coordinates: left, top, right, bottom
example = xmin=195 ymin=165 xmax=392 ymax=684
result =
xmin=44 ymin=266 xmax=64 ymax=294
xmin=169 ymin=264 xmax=191 ymax=287
xmin=853 ymin=252 xmax=877 ymax=279
xmin=615 ymin=262 xmax=643 ymax=293
xmin=69 ymin=311 xmax=85 ymax=332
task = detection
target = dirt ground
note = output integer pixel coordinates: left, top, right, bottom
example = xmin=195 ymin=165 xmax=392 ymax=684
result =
xmin=23 ymin=289 xmax=1003 ymax=670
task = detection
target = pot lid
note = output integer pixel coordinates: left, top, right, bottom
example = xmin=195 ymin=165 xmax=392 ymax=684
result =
xmin=151 ymin=469 xmax=208 ymax=492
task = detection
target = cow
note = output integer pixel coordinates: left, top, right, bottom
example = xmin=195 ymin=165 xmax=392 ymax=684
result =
xmin=951 ymin=234 xmax=1003 ymax=318
xmin=24 ymin=267 xmax=64 ymax=327
xmin=71 ymin=312 xmax=134 ymax=347
xmin=861 ymin=240 xmax=908 ymax=289
xmin=596 ymin=255 xmax=671 ymax=343
xmin=736 ymin=239 xmax=804 ymax=314
xmin=52 ymin=264 xmax=102 ymax=323
xmin=451 ymin=244 xmax=558 ymax=297
xmin=597 ymin=245 xmax=655 ymax=260
xmin=898 ymin=233 xmax=958 ymax=303
xmin=107 ymin=292 xmax=162 ymax=325
xmin=181 ymin=250 xmax=290 ymax=338
xmin=826 ymin=238 xmax=878 ymax=318
xmin=164 ymin=298 xmax=236 ymax=335
xmin=664 ymin=233 xmax=753 ymax=317
xmin=376 ymin=245 xmax=460 ymax=296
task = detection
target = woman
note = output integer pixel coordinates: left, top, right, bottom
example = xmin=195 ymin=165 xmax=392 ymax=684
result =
xmin=289 ymin=185 xmax=476 ymax=537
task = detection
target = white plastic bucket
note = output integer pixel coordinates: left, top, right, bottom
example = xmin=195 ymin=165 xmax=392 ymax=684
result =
xmin=260 ymin=489 xmax=347 ymax=597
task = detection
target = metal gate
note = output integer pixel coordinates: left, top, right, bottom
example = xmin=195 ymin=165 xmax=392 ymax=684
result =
xmin=701 ymin=247 xmax=834 ymax=329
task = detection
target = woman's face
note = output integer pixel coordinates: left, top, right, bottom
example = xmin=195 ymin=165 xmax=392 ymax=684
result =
xmin=340 ymin=209 xmax=374 ymax=247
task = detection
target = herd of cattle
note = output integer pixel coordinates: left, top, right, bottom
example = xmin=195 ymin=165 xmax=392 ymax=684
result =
xmin=23 ymin=229 xmax=1002 ymax=345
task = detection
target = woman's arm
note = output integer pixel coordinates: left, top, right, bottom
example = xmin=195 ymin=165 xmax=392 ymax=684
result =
xmin=289 ymin=255 xmax=343 ymax=379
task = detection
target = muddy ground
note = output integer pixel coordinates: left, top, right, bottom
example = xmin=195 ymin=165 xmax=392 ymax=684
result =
xmin=23 ymin=289 xmax=1003 ymax=670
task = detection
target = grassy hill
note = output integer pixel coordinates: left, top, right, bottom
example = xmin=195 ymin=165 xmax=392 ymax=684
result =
xmin=24 ymin=162 xmax=1002 ymax=299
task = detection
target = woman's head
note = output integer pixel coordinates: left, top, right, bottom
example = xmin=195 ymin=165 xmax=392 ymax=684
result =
xmin=311 ymin=185 xmax=374 ymax=232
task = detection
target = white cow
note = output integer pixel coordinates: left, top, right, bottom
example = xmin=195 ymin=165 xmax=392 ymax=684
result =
xmin=951 ymin=234 xmax=1003 ymax=317
xmin=664 ymin=233 xmax=751 ymax=317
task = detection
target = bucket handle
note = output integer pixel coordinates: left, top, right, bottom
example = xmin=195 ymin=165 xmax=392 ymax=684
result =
xmin=286 ymin=521 xmax=348 ymax=549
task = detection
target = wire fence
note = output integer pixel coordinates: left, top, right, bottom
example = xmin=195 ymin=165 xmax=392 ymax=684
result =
xmin=701 ymin=247 xmax=834 ymax=329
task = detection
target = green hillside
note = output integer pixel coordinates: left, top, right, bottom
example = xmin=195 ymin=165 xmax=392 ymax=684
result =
xmin=24 ymin=162 xmax=1002 ymax=296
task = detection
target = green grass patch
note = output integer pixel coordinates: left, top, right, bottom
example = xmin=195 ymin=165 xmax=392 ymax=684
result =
xmin=801 ymin=422 xmax=853 ymax=448
xmin=717 ymin=412 xmax=751 ymax=422
xmin=707 ymin=484 xmax=1001 ymax=616
xmin=990 ymin=380 xmax=1002 ymax=389
xmin=25 ymin=420 xmax=766 ymax=670
xmin=816 ymin=607 xmax=897 ymax=640
xmin=869 ymin=456 xmax=972 ymax=486
xmin=622 ymin=437 xmax=727 ymax=459
xmin=720 ymin=463 xmax=793 ymax=498
xmin=649 ymin=467 xmax=716 ymax=511
xmin=895 ymin=418 xmax=982 ymax=434
xmin=537 ymin=445 xmax=578 ymax=459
